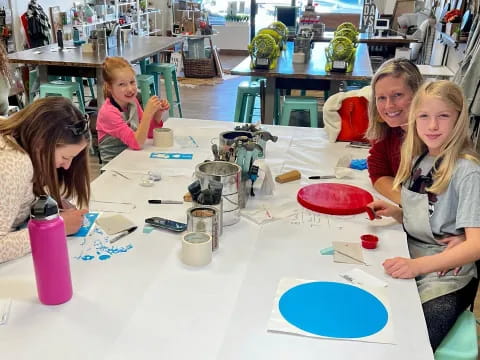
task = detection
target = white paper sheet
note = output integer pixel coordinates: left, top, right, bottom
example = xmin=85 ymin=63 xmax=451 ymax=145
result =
xmin=268 ymin=278 xmax=396 ymax=344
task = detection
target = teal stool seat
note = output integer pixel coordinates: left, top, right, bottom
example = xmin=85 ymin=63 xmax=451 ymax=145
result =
xmin=28 ymin=68 xmax=40 ymax=104
xmin=280 ymin=96 xmax=318 ymax=127
xmin=145 ymin=63 xmax=182 ymax=118
xmin=40 ymin=81 xmax=86 ymax=114
xmin=434 ymin=310 xmax=478 ymax=360
xmin=136 ymin=74 xmax=157 ymax=108
xmin=234 ymin=80 xmax=261 ymax=123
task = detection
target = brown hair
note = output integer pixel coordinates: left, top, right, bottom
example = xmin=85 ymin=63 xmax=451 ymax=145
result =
xmin=0 ymin=42 xmax=10 ymax=81
xmin=102 ymin=56 xmax=136 ymax=98
xmin=0 ymin=97 xmax=91 ymax=208
xmin=365 ymin=58 xmax=423 ymax=141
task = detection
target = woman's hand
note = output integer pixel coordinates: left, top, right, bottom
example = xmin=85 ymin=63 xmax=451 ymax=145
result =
xmin=383 ymin=257 xmax=422 ymax=279
xmin=368 ymin=200 xmax=402 ymax=222
xmin=61 ymin=208 xmax=88 ymax=235
xmin=437 ymin=234 xmax=466 ymax=276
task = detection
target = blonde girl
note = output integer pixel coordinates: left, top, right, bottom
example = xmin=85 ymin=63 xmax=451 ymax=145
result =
xmin=369 ymin=81 xmax=480 ymax=350
xmin=96 ymin=56 xmax=170 ymax=163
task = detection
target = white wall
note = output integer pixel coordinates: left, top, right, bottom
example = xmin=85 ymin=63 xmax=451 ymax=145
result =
xmin=11 ymin=0 xmax=70 ymax=50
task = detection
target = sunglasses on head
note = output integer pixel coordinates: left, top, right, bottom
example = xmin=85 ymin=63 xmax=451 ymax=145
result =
xmin=65 ymin=115 xmax=90 ymax=136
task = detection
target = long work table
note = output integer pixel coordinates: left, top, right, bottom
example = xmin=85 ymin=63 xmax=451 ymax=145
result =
xmin=0 ymin=118 xmax=433 ymax=360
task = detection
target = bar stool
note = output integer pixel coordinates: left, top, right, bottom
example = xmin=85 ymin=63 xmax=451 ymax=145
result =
xmin=136 ymin=74 xmax=157 ymax=108
xmin=40 ymin=81 xmax=86 ymax=114
xmin=145 ymin=63 xmax=182 ymax=117
xmin=28 ymin=68 xmax=40 ymax=104
xmin=280 ymin=96 xmax=318 ymax=127
xmin=434 ymin=310 xmax=478 ymax=360
xmin=234 ymin=80 xmax=261 ymax=123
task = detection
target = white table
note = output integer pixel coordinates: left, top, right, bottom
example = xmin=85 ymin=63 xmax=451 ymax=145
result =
xmin=0 ymin=119 xmax=433 ymax=360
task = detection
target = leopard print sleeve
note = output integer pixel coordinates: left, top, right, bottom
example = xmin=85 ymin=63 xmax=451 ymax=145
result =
xmin=0 ymin=140 xmax=35 ymax=263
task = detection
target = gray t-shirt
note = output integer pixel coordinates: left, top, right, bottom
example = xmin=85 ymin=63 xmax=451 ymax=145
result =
xmin=413 ymin=155 xmax=480 ymax=238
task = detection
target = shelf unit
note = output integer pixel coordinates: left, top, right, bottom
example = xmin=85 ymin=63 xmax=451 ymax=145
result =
xmin=61 ymin=0 xmax=162 ymax=40
xmin=0 ymin=0 xmax=15 ymax=53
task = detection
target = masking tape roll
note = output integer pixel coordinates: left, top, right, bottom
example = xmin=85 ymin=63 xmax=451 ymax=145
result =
xmin=181 ymin=232 xmax=212 ymax=266
xmin=153 ymin=127 xmax=174 ymax=148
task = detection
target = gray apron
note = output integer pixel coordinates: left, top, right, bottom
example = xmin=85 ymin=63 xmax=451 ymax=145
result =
xmin=99 ymin=102 xmax=140 ymax=164
xmin=402 ymin=156 xmax=475 ymax=304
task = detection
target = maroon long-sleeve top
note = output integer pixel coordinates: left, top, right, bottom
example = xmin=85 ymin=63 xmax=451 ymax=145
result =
xmin=367 ymin=127 xmax=404 ymax=184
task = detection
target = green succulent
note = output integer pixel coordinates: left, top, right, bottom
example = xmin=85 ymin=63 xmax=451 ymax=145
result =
xmin=269 ymin=21 xmax=288 ymax=40
xmin=336 ymin=22 xmax=357 ymax=33
xmin=334 ymin=28 xmax=358 ymax=44
xmin=248 ymin=34 xmax=279 ymax=58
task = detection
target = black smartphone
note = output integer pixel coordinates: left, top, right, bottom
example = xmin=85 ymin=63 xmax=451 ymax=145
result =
xmin=145 ymin=217 xmax=187 ymax=232
xmin=348 ymin=141 xmax=371 ymax=149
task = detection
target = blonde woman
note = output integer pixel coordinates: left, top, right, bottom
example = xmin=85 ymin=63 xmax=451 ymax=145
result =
xmin=366 ymin=58 xmax=423 ymax=204
xmin=369 ymin=81 xmax=480 ymax=350
xmin=0 ymin=97 xmax=90 ymax=263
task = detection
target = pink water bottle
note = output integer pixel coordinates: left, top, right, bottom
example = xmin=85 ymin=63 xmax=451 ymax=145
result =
xmin=28 ymin=195 xmax=73 ymax=305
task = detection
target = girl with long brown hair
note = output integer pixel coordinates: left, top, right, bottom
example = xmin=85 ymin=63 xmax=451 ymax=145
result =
xmin=0 ymin=97 xmax=91 ymax=263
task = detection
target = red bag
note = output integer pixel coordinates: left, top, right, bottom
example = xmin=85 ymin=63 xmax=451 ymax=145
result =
xmin=336 ymin=96 xmax=369 ymax=142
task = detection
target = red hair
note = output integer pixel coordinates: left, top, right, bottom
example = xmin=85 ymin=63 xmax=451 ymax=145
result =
xmin=102 ymin=56 xmax=135 ymax=98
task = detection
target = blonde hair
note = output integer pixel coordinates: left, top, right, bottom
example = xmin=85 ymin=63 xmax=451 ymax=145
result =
xmin=393 ymin=80 xmax=479 ymax=194
xmin=102 ymin=56 xmax=136 ymax=98
xmin=365 ymin=58 xmax=423 ymax=141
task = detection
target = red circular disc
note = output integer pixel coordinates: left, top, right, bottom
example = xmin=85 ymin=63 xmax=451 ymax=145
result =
xmin=297 ymin=183 xmax=374 ymax=215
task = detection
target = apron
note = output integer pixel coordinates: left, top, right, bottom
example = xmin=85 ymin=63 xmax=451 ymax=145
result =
xmin=99 ymin=101 xmax=140 ymax=164
xmin=402 ymin=153 xmax=476 ymax=303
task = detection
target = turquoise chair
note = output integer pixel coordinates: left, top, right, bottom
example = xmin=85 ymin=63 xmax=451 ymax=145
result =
xmin=234 ymin=80 xmax=261 ymax=123
xmin=280 ymin=96 xmax=318 ymax=127
xmin=39 ymin=81 xmax=86 ymax=114
xmin=28 ymin=68 xmax=40 ymax=104
xmin=434 ymin=310 xmax=478 ymax=360
xmin=136 ymin=74 xmax=156 ymax=108
xmin=145 ymin=62 xmax=182 ymax=118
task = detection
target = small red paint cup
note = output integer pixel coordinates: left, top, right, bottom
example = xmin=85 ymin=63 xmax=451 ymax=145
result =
xmin=361 ymin=234 xmax=379 ymax=249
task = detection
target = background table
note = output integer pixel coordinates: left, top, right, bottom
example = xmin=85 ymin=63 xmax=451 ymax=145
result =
xmin=231 ymin=42 xmax=373 ymax=124
xmin=0 ymin=119 xmax=432 ymax=360
xmin=7 ymin=36 xmax=183 ymax=106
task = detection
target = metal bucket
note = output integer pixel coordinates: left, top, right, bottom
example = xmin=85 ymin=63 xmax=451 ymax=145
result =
xmin=187 ymin=206 xmax=220 ymax=250
xmin=219 ymin=131 xmax=253 ymax=148
xmin=195 ymin=161 xmax=241 ymax=226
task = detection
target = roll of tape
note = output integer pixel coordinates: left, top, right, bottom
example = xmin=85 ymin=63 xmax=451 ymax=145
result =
xmin=153 ymin=128 xmax=174 ymax=148
xmin=181 ymin=232 xmax=212 ymax=266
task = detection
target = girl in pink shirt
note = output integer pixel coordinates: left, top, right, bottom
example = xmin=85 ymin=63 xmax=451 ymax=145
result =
xmin=96 ymin=56 xmax=170 ymax=163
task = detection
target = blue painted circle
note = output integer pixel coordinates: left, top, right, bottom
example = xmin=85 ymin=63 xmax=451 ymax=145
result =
xmin=279 ymin=281 xmax=388 ymax=338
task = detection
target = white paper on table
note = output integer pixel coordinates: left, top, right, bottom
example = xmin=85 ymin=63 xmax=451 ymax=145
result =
xmin=267 ymin=278 xmax=396 ymax=344
xmin=241 ymin=200 xmax=300 ymax=225
xmin=0 ymin=298 xmax=12 ymax=325
xmin=339 ymin=268 xmax=388 ymax=288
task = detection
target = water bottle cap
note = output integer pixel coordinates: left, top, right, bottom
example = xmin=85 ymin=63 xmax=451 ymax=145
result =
xmin=30 ymin=195 xmax=59 ymax=220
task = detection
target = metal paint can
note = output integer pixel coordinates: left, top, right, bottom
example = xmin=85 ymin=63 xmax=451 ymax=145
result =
xmin=195 ymin=161 xmax=241 ymax=226
xmin=187 ymin=206 xmax=220 ymax=250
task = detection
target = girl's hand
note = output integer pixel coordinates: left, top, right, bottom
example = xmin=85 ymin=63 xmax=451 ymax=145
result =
xmin=61 ymin=209 xmax=88 ymax=235
xmin=158 ymin=99 xmax=170 ymax=111
xmin=144 ymin=96 xmax=164 ymax=119
xmin=383 ymin=257 xmax=421 ymax=279
xmin=368 ymin=200 xmax=398 ymax=218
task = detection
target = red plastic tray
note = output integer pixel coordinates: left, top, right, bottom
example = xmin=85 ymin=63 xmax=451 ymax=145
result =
xmin=297 ymin=183 xmax=374 ymax=215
